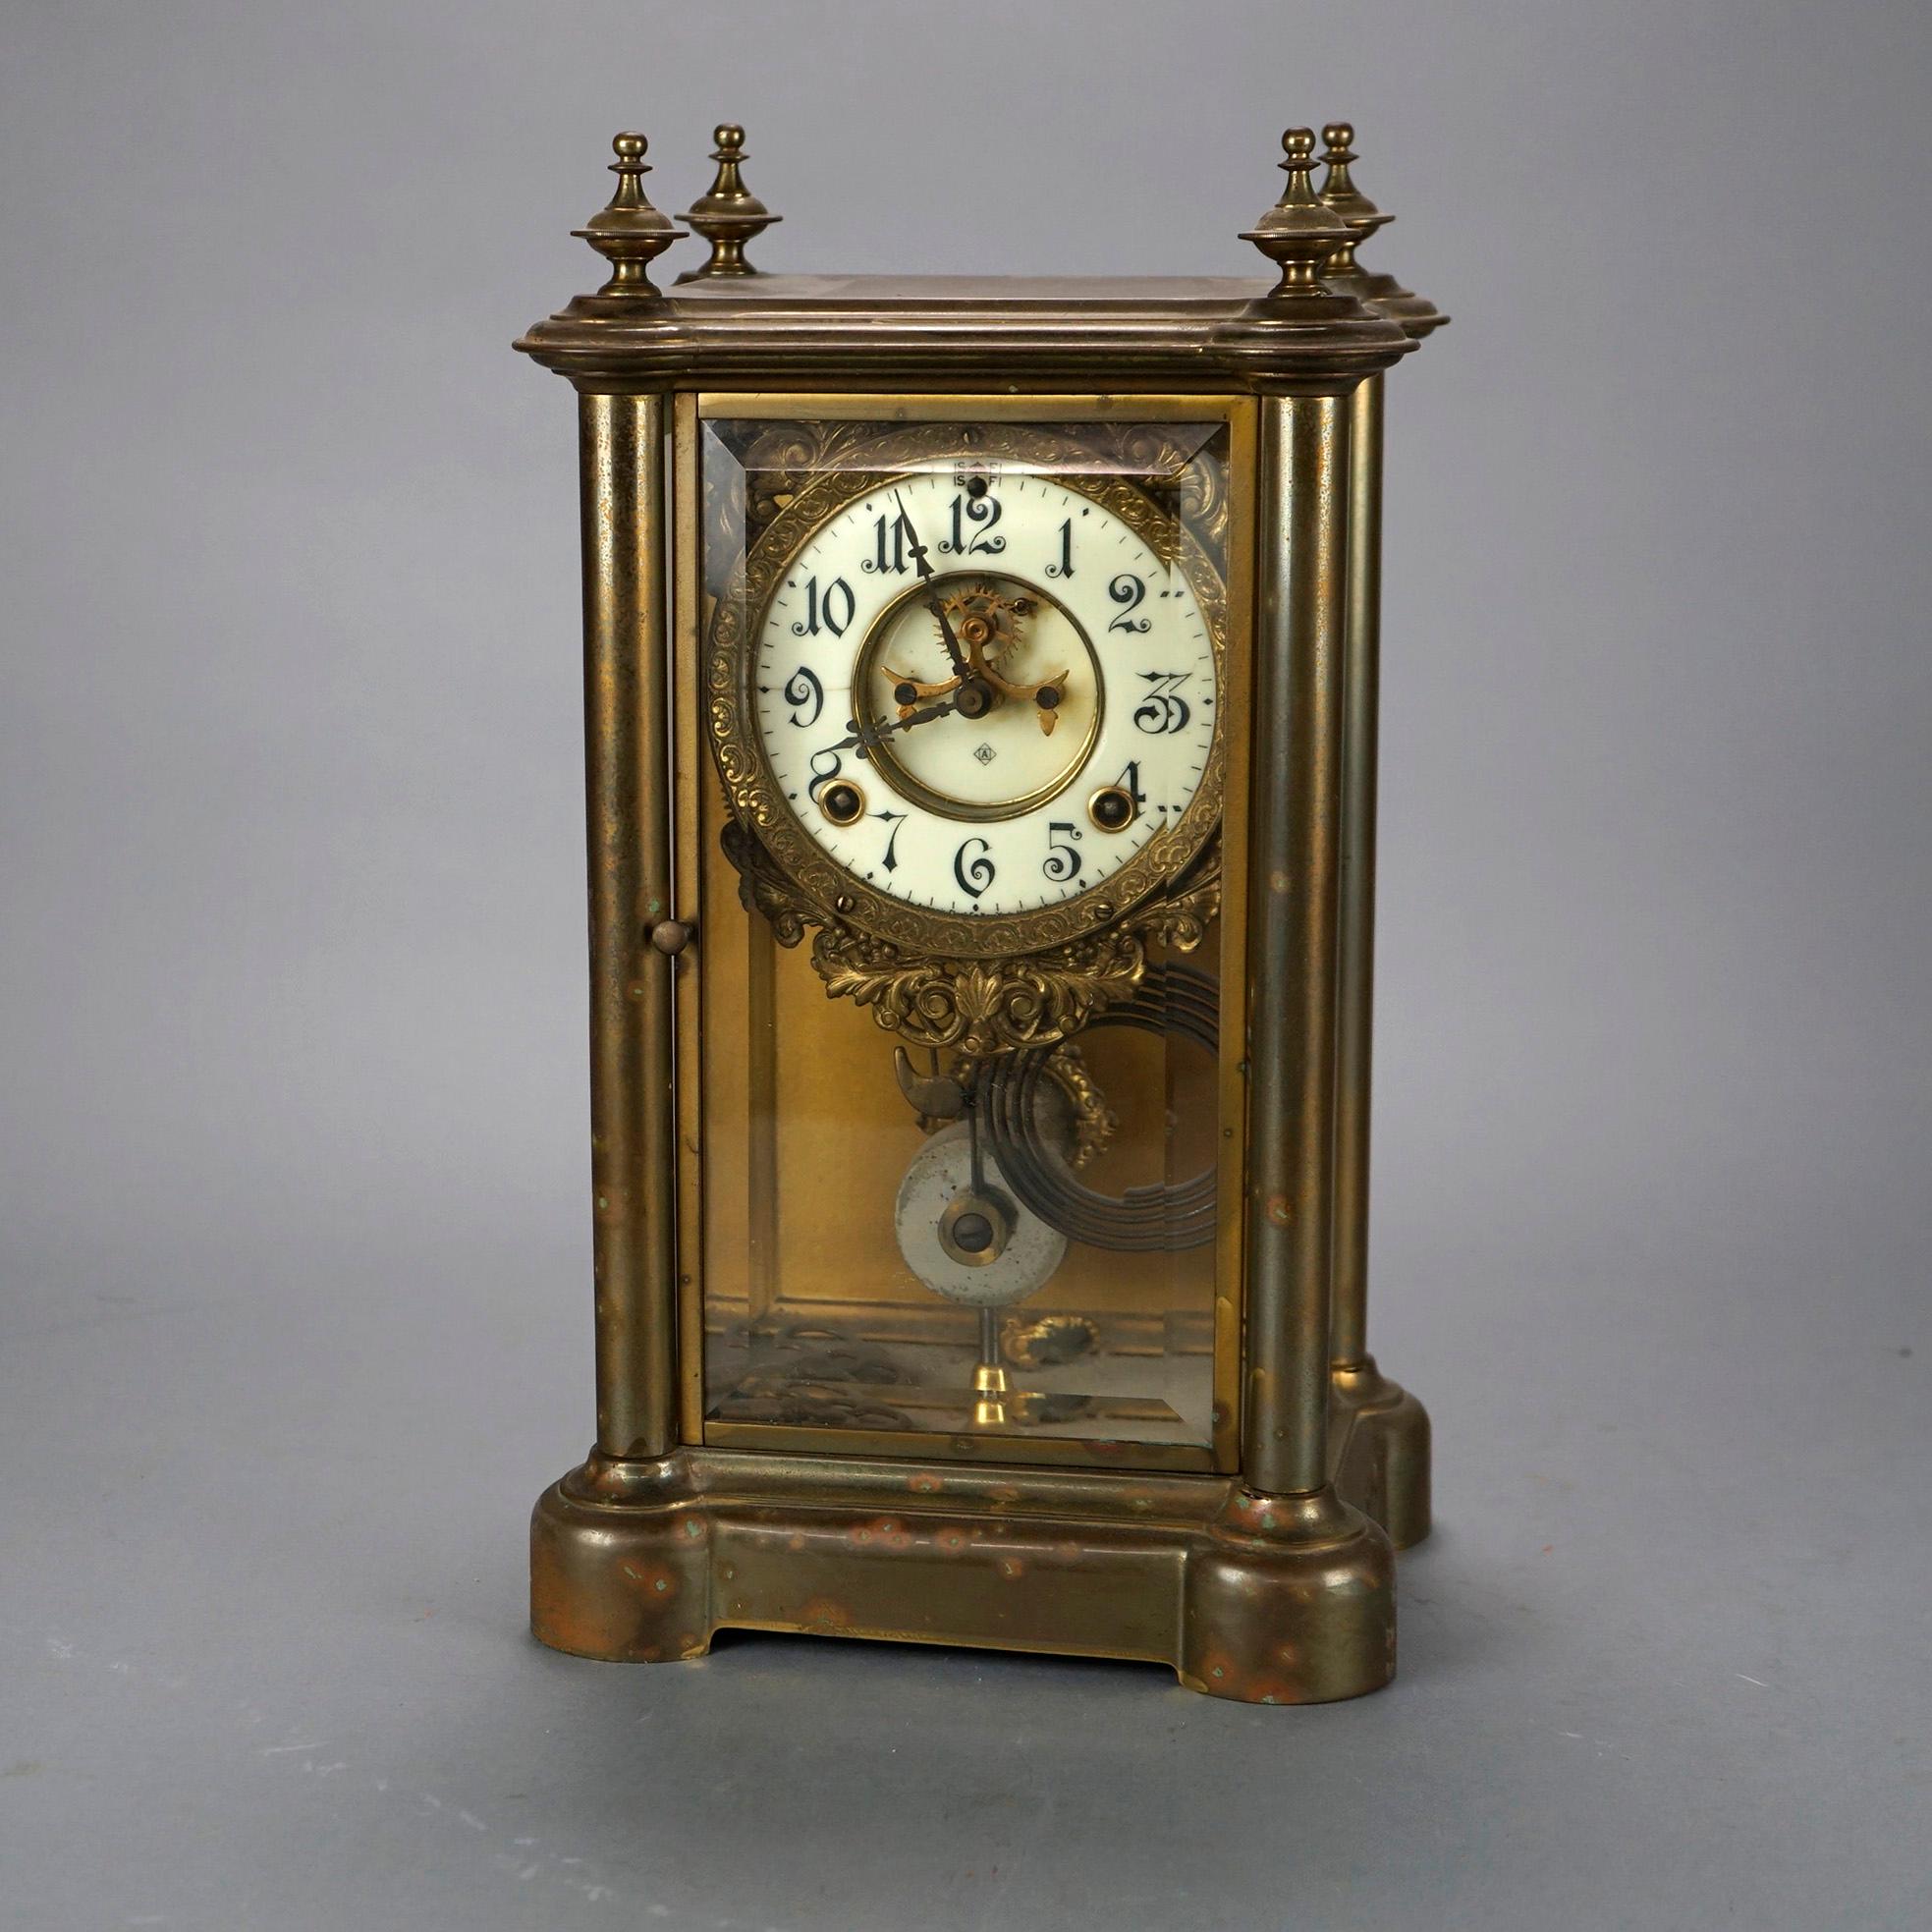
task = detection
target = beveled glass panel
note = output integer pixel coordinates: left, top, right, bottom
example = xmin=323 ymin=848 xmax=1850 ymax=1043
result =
xmin=689 ymin=409 xmax=1242 ymax=1470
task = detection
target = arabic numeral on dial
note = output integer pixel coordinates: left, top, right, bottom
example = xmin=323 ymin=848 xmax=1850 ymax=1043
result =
xmin=1108 ymin=573 xmax=1152 ymax=633
xmin=862 ymin=514 xmax=908 ymax=576
xmin=783 ymin=664 xmax=823 ymax=728
xmin=792 ymin=574 xmax=855 ymax=637
xmin=1045 ymin=518 xmax=1074 ymax=579
xmin=876 ymin=808 xmax=908 ymax=873
xmin=942 ymin=492 xmax=1005 ymax=556
xmin=807 ymin=747 xmax=844 ymax=801
xmin=1113 ymin=759 xmax=1147 ymax=808
xmin=1042 ymin=821 xmax=1083 ymax=882
xmin=1132 ymin=672 xmax=1192 ymax=735
xmin=953 ymin=836 xmax=996 ymax=901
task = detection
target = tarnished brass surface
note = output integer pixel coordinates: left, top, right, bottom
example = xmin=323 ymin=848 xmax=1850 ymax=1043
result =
xmin=1328 ymin=1356 xmax=1432 ymax=1551
xmin=519 ymin=125 xmax=1443 ymax=1697
xmin=1318 ymin=123 xmax=1449 ymax=339
xmin=531 ymin=1447 xmax=1395 ymax=1705
xmin=676 ymin=124 xmax=780 ymax=283
xmin=1318 ymin=125 xmax=1443 ymax=1516
xmin=695 ymin=393 xmax=1242 ymax=425
xmin=1240 ymin=129 xmax=1356 ymax=302
xmin=580 ymin=391 xmax=678 ymax=1460
xmin=707 ymin=1420 xmax=1216 ymax=1474
xmin=574 ymin=134 xmax=686 ymax=299
xmin=1331 ymin=371 xmax=1383 ymax=1372
xmin=519 ymin=278 xmax=1410 ymax=395
xmin=1209 ymin=402 xmax=1258 ymax=1474
xmin=672 ymin=392 xmax=708 ymax=1446
xmin=1243 ymin=392 xmax=1351 ymax=1498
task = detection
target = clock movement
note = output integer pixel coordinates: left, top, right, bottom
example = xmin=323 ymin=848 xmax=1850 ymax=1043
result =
xmin=515 ymin=120 xmax=1445 ymax=1702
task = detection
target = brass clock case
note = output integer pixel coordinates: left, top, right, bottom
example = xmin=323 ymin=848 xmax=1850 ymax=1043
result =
xmin=518 ymin=123 xmax=1445 ymax=1704
xmin=704 ymin=419 xmax=1229 ymax=1055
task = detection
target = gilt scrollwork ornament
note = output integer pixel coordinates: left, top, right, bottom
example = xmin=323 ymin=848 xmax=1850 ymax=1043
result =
xmin=1040 ymin=1042 xmax=1119 ymax=1170
xmin=723 ymin=815 xmax=1221 ymax=1056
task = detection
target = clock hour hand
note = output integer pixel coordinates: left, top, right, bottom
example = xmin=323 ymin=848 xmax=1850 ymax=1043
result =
xmin=815 ymin=690 xmax=963 ymax=760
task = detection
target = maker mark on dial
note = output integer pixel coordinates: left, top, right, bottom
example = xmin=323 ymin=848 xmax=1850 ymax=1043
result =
xmin=972 ymin=743 xmax=997 ymax=766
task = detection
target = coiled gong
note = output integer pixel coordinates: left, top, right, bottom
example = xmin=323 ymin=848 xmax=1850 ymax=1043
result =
xmin=977 ymin=964 xmax=1219 ymax=1253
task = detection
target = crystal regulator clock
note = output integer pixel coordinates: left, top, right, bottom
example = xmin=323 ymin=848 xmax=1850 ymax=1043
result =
xmin=515 ymin=120 xmax=1445 ymax=1702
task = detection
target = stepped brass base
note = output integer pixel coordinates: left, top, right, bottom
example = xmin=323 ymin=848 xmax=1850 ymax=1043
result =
xmin=528 ymin=1371 xmax=1429 ymax=1706
xmin=1329 ymin=1356 xmax=1432 ymax=1551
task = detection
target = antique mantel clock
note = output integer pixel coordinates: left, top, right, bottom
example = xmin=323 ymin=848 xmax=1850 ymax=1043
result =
xmin=515 ymin=121 xmax=1445 ymax=1702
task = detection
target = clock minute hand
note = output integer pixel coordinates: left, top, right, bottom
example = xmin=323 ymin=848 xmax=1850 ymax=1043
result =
xmin=893 ymin=489 xmax=972 ymax=683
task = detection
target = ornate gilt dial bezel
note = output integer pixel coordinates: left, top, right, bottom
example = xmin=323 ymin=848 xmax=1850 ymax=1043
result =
xmin=703 ymin=418 xmax=1231 ymax=1053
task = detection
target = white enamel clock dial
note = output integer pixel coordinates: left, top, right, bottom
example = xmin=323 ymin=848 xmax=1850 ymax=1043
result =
xmin=751 ymin=468 xmax=1217 ymax=918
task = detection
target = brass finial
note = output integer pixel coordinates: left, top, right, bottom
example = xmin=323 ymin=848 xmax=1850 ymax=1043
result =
xmin=1314 ymin=122 xmax=1446 ymax=335
xmin=1240 ymin=128 xmax=1355 ymax=299
xmin=1316 ymin=122 xmax=1392 ymax=277
xmin=572 ymin=132 xmax=687 ymax=298
xmin=676 ymin=123 xmax=782 ymax=283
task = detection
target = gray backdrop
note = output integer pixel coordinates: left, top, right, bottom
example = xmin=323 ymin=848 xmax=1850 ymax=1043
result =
xmin=3 ymin=1 xmax=1928 ymax=1926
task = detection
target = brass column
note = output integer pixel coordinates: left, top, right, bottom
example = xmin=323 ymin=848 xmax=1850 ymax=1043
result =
xmin=579 ymin=389 xmax=677 ymax=1461
xmin=1330 ymin=371 xmax=1383 ymax=1370
xmin=1243 ymin=387 xmax=1352 ymax=1497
